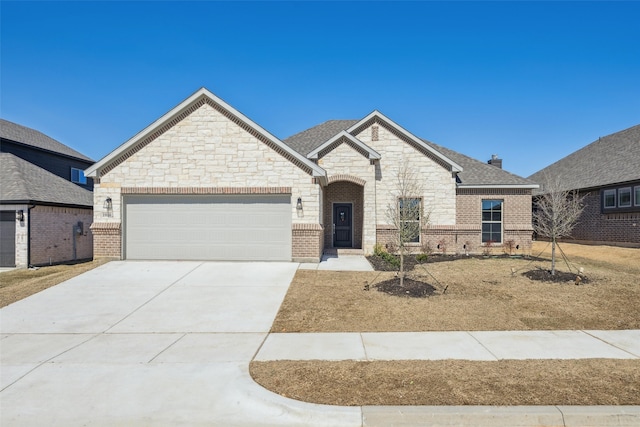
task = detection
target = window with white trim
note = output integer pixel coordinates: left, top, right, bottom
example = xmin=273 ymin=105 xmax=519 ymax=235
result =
xmin=482 ymin=200 xmax=502 ymax=244
xmin=71 ymin=168 xmax=87 ymax=184
xmin=603 ymin=189 xmax=616 ymax=209
xmin=635 ymin=186 xmax=640 ymax=207
xmin=618 ymin=187 xmax=632 ymax=208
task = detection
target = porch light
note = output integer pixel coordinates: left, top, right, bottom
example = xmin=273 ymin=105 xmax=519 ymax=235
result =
xmin=16 ymin=210 xmax=24 ymax=222
xmin=103 ymin=197 xmax=113 ymax=211
xmin=296 ymin=197 xmax=303 ymax=211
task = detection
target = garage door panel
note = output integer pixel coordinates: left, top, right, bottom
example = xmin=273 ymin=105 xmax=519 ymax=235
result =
xmin=124 ymin=195 xmax=291 ymax=261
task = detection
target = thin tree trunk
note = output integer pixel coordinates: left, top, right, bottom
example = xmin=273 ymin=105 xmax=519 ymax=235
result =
xmin=400 ymin=250 xmax=404 ymax=287
xmin=551 ymin=238 xmax=556 ymax=276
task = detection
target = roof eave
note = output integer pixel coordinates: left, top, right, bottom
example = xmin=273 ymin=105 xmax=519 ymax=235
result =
xmin=86 ymin=87 xmax=326 ymax=180
xmin=307 ymin=131 xmax=381 ymax=161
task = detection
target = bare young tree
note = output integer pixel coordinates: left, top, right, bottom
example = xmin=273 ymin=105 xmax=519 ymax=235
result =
xmin=533 ymin=174 xmax=586 ymax=275
xmin=385 ymin=161 xmax=428 ymax=286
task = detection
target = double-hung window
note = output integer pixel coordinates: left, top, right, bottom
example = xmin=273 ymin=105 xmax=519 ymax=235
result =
xmin=603 ymin=189 xmax=616 ymax=209
xmin=482 ymin=200 xmax=503 ymax=244
xmin=618 ymin=187 xmax=632 ymax=208
xmin=399 ymin=197 xmax=421 ymax=243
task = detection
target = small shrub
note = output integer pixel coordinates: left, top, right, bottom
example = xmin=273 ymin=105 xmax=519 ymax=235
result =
xmin=373 ymin=243 xmax=386 ymax=256
xmin=385 ymin=242 xmax=398 ymax=254
xmin=416 ymin=253 xmax=429 ymax=263
xmin=437 ymin=238 xmax=447 ymax=255
xmin=503 ymin=239 xmax=516 ymax=255
xmin=420 ymin=241 xmax=433 ymax=256
xmin=381 ymin=251 xmax=400 ymax=268
xmin=482 ymin=240 xmax=494 ymax=256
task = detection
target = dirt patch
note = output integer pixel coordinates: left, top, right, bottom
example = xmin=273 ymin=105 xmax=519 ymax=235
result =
xmin=0 ymin=259 xmax=110 ymax=308
xmin=250 ymin=359 xmax=640 ymax=406
xmin=373 ymin=277 xmax=437 ymax=298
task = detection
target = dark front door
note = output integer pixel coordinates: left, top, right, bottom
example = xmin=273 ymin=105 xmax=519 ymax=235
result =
xmin=333 ymin=203 xmax=352 ymax=247
xmin=1 ymin=211 xmax=16 ymax=267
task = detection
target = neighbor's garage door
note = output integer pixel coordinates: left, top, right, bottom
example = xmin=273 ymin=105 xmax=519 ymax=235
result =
xmin=1 ymin=211 xmax=16 ymax=267
xmin=124 ymin=194 xmax=291 ymax=261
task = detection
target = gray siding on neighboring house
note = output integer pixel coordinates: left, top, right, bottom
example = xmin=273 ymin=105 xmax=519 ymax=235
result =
xmin=1 ymin=140 xmax=94 ymax=191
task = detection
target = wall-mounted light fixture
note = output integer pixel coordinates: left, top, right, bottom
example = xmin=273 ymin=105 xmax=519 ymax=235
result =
xmin=296 ymin=197 xmax=303 ymax=211
xmin=16 ymin=210 xmax=24 ymax=222
xmin=103 ymin=197 xmax=113 ymax=210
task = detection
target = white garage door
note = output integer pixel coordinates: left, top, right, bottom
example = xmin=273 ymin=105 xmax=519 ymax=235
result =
xmin=124 ymin=194 xmax=291 ymax=261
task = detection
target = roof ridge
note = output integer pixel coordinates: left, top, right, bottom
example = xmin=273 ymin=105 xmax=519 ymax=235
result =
xmin=0 ymin=118 xmax=94 ymax=162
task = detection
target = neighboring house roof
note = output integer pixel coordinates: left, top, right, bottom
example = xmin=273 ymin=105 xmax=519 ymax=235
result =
xmin=0 ymin=153 xmax=93 ymax=207
xmin=0 ymin=118 xmax=93 ymax=162
xmin=86 ymin=87 xmax=327 ymax=184
xmin=284 ymin=118 xmax=537 ymax=188
xmin=528 ymin=124 xmax=640 ymax=192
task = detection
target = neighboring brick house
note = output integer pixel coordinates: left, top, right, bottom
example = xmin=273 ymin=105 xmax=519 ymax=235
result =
xmin=529 ymin=124 xmax=640 ymax=247
xmin=0 ymin=154 xmax=93 ymax=267
xmin=0 ymin=119 xmax=94 ymax=268
xmin=86 ymin=88 xmax=538 ymax=262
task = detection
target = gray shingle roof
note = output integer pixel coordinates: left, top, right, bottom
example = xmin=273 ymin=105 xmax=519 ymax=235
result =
xmin=421 ymin=139 xmax=536 ymax=186
xmin=528 ymin=124 xmax=640 ymax=192
xmin=284 ymin=119 xmax=536 ymax=187
xmin=0 ymin=119 xmax=93 ymax=162
xmin=0 ymin=153 xmax=93 ymax=207
xmin=283 ymin=120 xmax=358 ymax=156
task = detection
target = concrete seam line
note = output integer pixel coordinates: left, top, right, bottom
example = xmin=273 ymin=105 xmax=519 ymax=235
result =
xmin=103 ymin=262 xmax=205 ymax=333
xmin=555 ymin=405 xmax=567 ymax=427
xmin=147 ymin=332 xmax=187 ymax=363
xmin=0 ymin=333 xmax=98 ymax=393
xmin=250 ymin=331 xmax=271 ymax=362
xmin=581 ymin=330 xmax=640 ymax=358
xmin=467 ymin=331 xmax=500 ymax=360
xmin=359 ymin=333 xmax=370 ymax=361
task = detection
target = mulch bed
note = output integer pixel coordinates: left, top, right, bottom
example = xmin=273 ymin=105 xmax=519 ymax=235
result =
xmin=373 ymin=277 xmax=437 ymax=298
xmin=366 ymin=253 xmax=536 ymax=272
xmin=522 ymin=268 xmax=590 ymax=284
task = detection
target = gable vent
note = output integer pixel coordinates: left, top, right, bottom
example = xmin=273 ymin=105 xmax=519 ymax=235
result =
xmin=371 ymin=125 xmax=379 ymax=141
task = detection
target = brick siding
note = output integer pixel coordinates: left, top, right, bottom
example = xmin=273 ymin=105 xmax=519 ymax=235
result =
xmin=569 ymin=190 xmax=640 ymax=246
xmin=30 ymin=206 xmax=94 ymax=265
xmin=90 ymin=222 xmax=122 ymax=259
xmin=292 ymin=223 xmax=323 ymax=262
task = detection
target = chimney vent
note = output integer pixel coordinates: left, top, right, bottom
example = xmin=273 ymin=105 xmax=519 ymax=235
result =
xmin=488 ymin=154 xmax=503 ymax=169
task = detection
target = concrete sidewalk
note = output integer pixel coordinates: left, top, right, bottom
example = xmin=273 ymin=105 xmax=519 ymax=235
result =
xmin=256 ymin=330 xmax=640 ymax=361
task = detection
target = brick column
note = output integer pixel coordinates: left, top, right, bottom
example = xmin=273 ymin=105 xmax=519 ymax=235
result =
xmin=90 ymin=222 xmax=122 ymax=259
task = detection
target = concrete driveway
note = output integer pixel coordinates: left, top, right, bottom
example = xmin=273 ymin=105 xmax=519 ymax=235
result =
xmin=0 ymin=261 xmax=359 ymax=427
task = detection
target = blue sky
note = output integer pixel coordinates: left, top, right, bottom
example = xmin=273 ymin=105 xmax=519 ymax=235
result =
xmin=2 ymin=1 xmax=639 ymax=177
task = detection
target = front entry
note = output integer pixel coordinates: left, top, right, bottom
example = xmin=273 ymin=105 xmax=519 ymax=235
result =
xmin=333 ymin=203 xmax=352 ymax=247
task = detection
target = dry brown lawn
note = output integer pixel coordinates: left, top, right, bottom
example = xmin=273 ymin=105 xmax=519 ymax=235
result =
xmin=253 ymin=242 xmax=640 ymax=406
xmin=271 ymin=242 xmax=640 ymax=332
xmin=0 ymin=259 xmax=110 ymax=308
